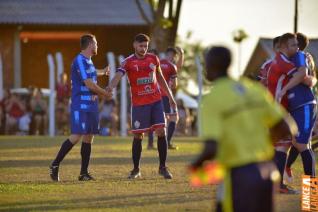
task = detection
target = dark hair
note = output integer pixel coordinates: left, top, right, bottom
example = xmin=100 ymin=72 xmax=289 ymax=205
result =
xmin=165 ymin=47 xmax=177 ymax=55
xmin=273 ymin=36 xmax=281 ymax=48
xmin=80 ymin=34 xmax=95 ymax=50
xmin=134 ymin=33 xmax=150 ymax=43
xmin=148 ymin=48 xmax=159 ymax=56
xmin=279 ymin=33 xmax=296 ymax=46
xmin=205 ymin=46 xmax=231 ymax=78
xmin=296 ymin=32 xmax=309 ymax=51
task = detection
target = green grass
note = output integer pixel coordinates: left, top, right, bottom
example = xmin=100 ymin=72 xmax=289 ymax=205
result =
xmin=0 ymin=136 xmax=315 ymax=211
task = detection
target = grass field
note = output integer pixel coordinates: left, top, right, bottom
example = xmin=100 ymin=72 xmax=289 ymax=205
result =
xmin=0 ymin=136 xmax=315 ymax=211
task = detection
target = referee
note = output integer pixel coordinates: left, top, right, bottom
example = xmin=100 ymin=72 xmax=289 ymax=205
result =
xmin=190 ymin=46 xmax=297 ymax=212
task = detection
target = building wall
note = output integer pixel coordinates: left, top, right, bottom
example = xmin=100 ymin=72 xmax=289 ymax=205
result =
xmin=0 ymin=24 xmax=150 ymax=89
xmin=0 ymin=25 xmax=15 ymax=88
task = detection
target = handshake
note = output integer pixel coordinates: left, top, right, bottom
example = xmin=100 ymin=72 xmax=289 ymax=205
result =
xmin=104 ymin=86 xmax=113 ymax=99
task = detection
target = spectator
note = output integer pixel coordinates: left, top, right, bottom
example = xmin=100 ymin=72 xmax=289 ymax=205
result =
xmin=56 ymin=73 xmax=70 ymax=135
xmin=30 ymin=88 xmax=48 ymax=135
xmin=99 ymin=99 xmax=118 ymax=136
xmin=0 ymin=89 xmax=10 ymax=134
xmin=5 ymin=93 xmax=28 ymax=134
xmin=56 ymin=73 xmax=70 ymax=103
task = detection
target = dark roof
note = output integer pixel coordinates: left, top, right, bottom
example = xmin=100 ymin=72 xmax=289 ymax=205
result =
xmin=0 ymin=0 xmax=153 ymax=25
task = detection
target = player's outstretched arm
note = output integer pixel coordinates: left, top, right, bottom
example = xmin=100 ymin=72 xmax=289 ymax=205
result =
xmin=190 ymin=139 xmax=217 ymax=169
xmin=83 ymin=78 xmax=111 ymax=99
xmin=156 ymin=67 xmax=177 ymax=110
xmin=96 ymin=66 xmax=110 ymax=76
xmin=175 ymin=46 xmax=184 ymax=70
xmin=107 ymin=72 xmax=123 ymax=90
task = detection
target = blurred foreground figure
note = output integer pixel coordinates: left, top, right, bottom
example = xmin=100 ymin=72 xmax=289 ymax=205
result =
xmin=190 ymin=46 xmax=297 ymax=212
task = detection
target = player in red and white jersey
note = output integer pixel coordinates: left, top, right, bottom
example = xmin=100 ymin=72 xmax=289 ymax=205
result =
xmin=267 ymin=33 xmax=302 ymax=194
xmin=147 ymin=47 xmax=184 ymax=150
xmin=258 ymin=36 xmax=281 ymax=87
xmin=107 ymin=34 xmax=177 ymax=180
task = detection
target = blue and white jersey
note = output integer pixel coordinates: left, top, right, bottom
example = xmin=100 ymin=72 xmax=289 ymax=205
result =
xmin=287 ymin=51 xmax=316 ymax=112
xmin=70 ymin=53 xmax=98 ymax=112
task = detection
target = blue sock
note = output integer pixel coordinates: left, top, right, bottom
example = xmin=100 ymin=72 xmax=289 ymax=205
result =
xmin=132 ymin=138 xmax=142 ymax=169
xmin=273 ymin=150 xmax=287 ymax=186
xmin=286 ymin=146 xmax=299 ymax=168
xmin=301 ymin=149 xmax=316 ymax=176
xmin=148 ymin=131 xmax=154 ymax=147
xmin=157 ymin=136 xmax=167 ymax=168
xmin=167 ymin=122 xmax=176 ymax=145
xmin=80 ymin=142 xmax=91 ymax=175
xmin=52 ymin=139 xmax=74 ymax=166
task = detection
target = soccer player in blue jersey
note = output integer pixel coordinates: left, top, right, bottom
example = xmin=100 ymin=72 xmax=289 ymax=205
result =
xmin=49 ymin=34 xmax=111 ymax=181
xmin=283 ymin=33 xmax=317 ymax=183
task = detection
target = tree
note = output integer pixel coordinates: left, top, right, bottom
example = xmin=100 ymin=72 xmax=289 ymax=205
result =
xmin=136 ymin=0 xmax=183 ymax=51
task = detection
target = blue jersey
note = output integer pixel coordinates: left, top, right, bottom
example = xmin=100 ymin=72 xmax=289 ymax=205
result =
xmin=70 ymin=54 xmax=98 ymax=112
xmin=287 ymin=51 xmax=316 ymax=111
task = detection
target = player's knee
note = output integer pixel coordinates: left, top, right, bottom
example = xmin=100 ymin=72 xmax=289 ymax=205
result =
xmin=83 ymin=135 xmax=94 ymax=143
xmin=294 ymin=142 xmax=308 ymax=152
xmin=69 ymin=134 xmax=82 ymax=144
xmin=275 ymin=146 xmax=289 ymax=152
xmin=155 ymin=128 xmax=165 ymax=137
xmin=169 ymin=115 xmax=178 ymax=123
xmin=134 ymin=133 xmax=143 ymax=140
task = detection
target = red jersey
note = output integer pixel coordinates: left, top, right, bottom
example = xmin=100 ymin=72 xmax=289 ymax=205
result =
xmin=267 ymin=53 xmax=297 ymax=109
xmin=118 ymin=53 xmax=162 ymax=106
xmin=160 ymin=59 xmax=177 ymax=96
xmin=258 ymin=59 xmax=272 ymax=87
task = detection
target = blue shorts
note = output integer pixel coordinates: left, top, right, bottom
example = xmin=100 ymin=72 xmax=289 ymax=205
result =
xmin=131 ymin=100 xmax=165 ymax=133
xmin=70 ymin=110 xmax=99 ymax=134
xmin=162 ymin=96 xmax=177 ymax=115
xmin=290 ymin=104 xmax=316 ymax=144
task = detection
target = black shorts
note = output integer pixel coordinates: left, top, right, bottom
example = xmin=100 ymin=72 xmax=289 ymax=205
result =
xmin=219 ymin=161 xmax=278 ymax=212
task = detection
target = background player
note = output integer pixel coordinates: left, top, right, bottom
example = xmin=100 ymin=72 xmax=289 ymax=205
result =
xmin=190 ymin=46 xmax=297 ymax=212
xmin=257 ymin=36 xmax=280 ymax=87
xmin=107 ymin=34 xmax=177 ymax=179
xmin=148 ymin=47 xmax=184 ymax=150
xmin=49 ymin=34 xmax=111 ymax=182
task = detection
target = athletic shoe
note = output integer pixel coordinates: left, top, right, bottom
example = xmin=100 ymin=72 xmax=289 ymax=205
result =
xmin=49 ymin=165 xmax=60 ymax=182
xmin=279 ymin=184 xmax=299 ymax=194
xmin=147 ymin=145 xmax=156 ymax=150
xmin=128 ymin=168 xmax=141 ymax=179
xmin=283 ymin=167 xmax=293 ymax=184
xmin=159 ymin=167 xmax=173 ymax=179
xmin=168 ymin=144 xmax=179 ymax=150
xmin=78 ymin=173 xmax=95 ymax=181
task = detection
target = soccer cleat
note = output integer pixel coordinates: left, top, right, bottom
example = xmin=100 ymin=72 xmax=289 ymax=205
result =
xmin=128 ymin=168 xmax=141 ymax=179
xmin=49 ymin=165 xmax=60 ymax=182
xmin=159 ymin=167 xmax=173 ymax=179
xmin=78 ymin=173 xmax=95 ymax=181
xmin=279 ymin=184 xmax=299 ymax=194
xmin=168 ymin=144 xmax=179 ymax=150
xmin=283 ymin=167 xmax=293 ymax=184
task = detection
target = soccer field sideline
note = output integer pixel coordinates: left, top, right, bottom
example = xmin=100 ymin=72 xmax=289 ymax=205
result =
xmin=0 ymin=136 xmax=315 ymax=211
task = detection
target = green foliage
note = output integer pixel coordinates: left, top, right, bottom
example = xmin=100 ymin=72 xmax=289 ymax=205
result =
xmin=160 ymin=18 xmax=173 ymax=29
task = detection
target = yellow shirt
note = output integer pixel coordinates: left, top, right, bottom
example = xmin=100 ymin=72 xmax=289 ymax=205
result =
xmin=200 ymin=77 xmax=286 ymax=168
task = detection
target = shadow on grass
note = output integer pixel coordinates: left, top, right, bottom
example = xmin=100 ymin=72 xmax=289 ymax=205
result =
xmin=0 ymin=154 xmax=196 ymax=168
xmin=0 ymin=191 xmax=210 ymax=211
